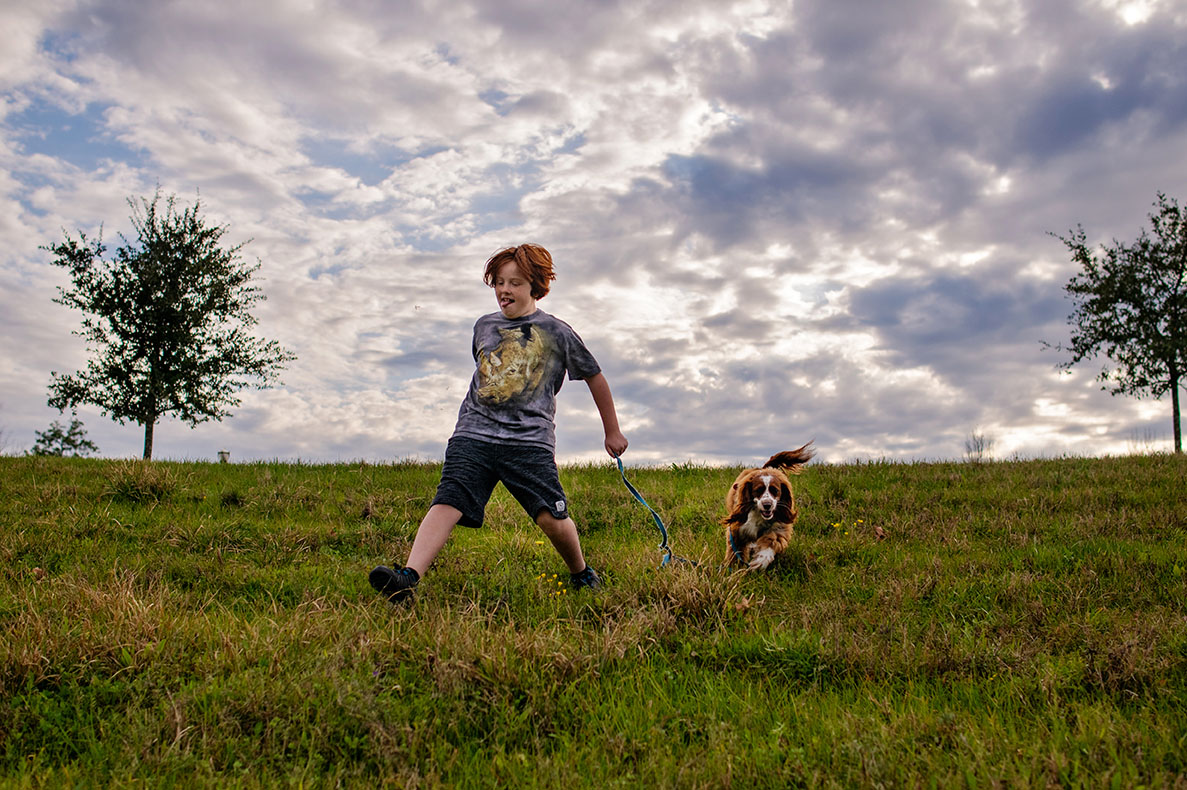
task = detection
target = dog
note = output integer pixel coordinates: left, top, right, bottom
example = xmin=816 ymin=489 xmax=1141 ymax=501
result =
xmin=723 ymin=442 xmax=815 ymax=570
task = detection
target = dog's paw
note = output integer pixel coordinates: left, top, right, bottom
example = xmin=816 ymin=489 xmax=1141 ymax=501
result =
xmin=748 ymin=548 xmax=775 ymax=570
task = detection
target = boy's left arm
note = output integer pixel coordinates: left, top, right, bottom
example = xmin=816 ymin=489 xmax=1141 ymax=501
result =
xmin=584 ymin=372 xmax=629 ymax=458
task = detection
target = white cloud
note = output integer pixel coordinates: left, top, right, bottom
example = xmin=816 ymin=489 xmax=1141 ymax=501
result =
xmin=2 ymin=0 xmax=1185 ymax=465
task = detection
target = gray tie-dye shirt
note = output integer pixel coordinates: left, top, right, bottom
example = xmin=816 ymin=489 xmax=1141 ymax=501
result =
xmin=451 ymin=309 xmax=601 ymax=449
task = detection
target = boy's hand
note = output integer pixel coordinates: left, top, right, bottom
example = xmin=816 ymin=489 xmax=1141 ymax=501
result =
xmin=605 ymin=430 xmax=628 ymax=458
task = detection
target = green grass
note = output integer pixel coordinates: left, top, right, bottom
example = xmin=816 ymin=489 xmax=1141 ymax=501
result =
xmin=1 ymin=453 xmax=1185 ymax=787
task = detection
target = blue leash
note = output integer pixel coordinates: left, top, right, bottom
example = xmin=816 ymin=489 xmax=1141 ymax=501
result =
xmin=615 ymin=457 xmax=697 ymax=568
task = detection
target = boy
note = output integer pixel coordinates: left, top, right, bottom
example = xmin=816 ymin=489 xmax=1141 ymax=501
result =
xmin=369 ymin=243 xmax=629 ymax=603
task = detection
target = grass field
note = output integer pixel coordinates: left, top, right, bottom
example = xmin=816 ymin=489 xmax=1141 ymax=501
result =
xmin=1 ymin=452 xmax=1185 ymax=788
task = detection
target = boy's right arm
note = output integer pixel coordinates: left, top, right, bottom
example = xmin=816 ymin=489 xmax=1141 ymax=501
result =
xmin=585 ymin=372 xmax=628 ymax=457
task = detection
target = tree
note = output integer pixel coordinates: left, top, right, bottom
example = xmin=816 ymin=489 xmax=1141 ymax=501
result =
xmin=1049 ymin=192 xmax=1187 ymax=453
xmin=964 ymin=429 xmax=996 ymax=463
xmin=44 ymin=189 xmax=296 ymax=459
xmin=30 ymin=411 xmax=99 ymax=457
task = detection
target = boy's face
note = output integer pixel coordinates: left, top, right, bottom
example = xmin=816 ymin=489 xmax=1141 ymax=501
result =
xmin=493 ymin=260 xmax=536 ymax=319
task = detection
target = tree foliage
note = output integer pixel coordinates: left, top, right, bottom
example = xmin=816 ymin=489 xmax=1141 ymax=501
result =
xmin=30 ymin=412 xmax=99 ymax=457
xmin=1050 ymin=192 xmax=1187 ymax=453
xmin=44 ymin=190 xmax=296 ymax=459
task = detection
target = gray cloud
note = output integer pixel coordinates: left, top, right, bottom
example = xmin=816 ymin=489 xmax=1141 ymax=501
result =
xmin=2 ymin=0 xmax=1184 ymax=464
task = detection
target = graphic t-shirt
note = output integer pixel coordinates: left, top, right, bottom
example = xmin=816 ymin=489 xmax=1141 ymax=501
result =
xmin=451 ymin=309 xmax=601 ymax=449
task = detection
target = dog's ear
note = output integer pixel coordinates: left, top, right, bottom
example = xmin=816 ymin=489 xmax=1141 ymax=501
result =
xmin=724 ymin=496 xmax=750 ymax=525
xmin=775 ymin=482 xmax=798 ymax=524
xmin=723 ymin=507 xmax=749 ymax=525
xmin=723 ymin=478 xmax=751 ymax=525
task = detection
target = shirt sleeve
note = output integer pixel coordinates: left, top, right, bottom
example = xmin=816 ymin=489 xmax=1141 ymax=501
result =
xmin=560 ymin=322 xmax=601 ymax=381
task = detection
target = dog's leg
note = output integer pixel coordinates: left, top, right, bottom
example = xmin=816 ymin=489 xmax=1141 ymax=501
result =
xmin=748 ymin=546 xmax=776 ymax=570
xmin=726 ymin=538 xmax=753 ymax=567
xmin=748 ymin=525 xmax=791 ymax=570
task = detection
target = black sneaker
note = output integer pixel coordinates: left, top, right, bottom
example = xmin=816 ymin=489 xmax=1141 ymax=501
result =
xmin=569 ymin=565 xmax=602 ymax=591
xmin=369 ymin=564 xmax=419 ymax=603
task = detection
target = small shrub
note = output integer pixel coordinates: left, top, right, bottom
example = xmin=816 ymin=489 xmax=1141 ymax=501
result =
xmin=221 ymin=489 xmax=245 ymax=508
xmin=103 ymin=461 xmax=177 ymax=503
xmin=964 ymin=429 xmax=996 ymax=463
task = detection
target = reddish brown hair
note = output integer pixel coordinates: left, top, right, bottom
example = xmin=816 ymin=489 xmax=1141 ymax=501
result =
xmin=483 ymin=243 xmax=556 ymax=299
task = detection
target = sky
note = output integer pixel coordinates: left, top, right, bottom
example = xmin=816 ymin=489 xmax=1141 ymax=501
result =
xmin=2 ymin=0 xmax=1185 ymax=466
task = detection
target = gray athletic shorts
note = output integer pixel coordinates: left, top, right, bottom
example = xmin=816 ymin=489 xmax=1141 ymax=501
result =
xmin=431 ymin=436 xmax=569 ymax=528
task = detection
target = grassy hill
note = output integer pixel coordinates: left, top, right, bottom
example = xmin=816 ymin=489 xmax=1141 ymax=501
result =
xmin=2 ymin=452 xmax=1185 ymax=787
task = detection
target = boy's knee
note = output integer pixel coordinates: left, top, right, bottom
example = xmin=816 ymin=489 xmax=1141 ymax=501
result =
xmin=535 ymin=510 xmax=574 ymax=534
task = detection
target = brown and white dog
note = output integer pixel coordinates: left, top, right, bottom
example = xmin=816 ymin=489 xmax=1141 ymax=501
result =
xmin=723 ymin=442 xmax=815 ymax=570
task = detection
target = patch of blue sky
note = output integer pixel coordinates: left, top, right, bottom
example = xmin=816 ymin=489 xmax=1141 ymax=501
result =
xmin=398 ymin=228 xmax=465 ymax=254
xmin=434 ymin=43 xmax=460 ymax=67
xmin=293 ymin=187 xmax=388 ymax=223
xmin=8 ymin=100 xmax=149 ymax=173
xmin=354 ymin=346 xmax=446 ymax=386
xmin=661 ymin=153 xmax=709 ymax=183
xmin=299 ymin=137 xmax=448 ymax=187
xmin=8 ymin=167 xmax=56 ymax=192
xmin=556 ymin=131 xmax=586 ymax=156
xmin=374 ymin=344 xmax=447 ymax=379
xmin=38 ymin=30 xmax=82 ymax=64
xmin=466 ymin=198 xmax=533 ymax=239
xmin=478 ymin=89 xmax=513 ymax=117
xmin=445 ymin=161 xmax=543 ymax=238
xmin=14 ymin=193 xmax=49 ymax=219
xmin=380 ymin=366 xmax=437 ymax=391
xmin=307 ymin=260 xmax=355 ymax=280
xmin=797 ymin=280 xmax=845 ymax=308
xmin=466 ymin=193 xmax=526 ymax=234
xmin=302 ymin=157 xmax=544 ymax=256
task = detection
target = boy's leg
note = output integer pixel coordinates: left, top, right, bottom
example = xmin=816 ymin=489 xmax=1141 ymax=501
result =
xmin=370 ymin=504 xmax=462 ymax=602
xmin=535 ymin=511 xmax=587 ymax=574
xmin=406 ymin=503 xmax=462 ymax=575
xmin=496 ymin=444 xmax=601 ymax=589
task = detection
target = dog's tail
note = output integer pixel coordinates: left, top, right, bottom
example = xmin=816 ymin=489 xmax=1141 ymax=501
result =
xmin=763 ymin=441 xmax=815 ymax=474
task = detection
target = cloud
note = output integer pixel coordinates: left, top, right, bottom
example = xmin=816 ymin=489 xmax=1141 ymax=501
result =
xmin=2 ymin=0 xmax=1185 ymax=465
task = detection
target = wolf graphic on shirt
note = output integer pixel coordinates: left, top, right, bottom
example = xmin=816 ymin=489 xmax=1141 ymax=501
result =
xmin=476 ymin=326 xmax=553 ymax=404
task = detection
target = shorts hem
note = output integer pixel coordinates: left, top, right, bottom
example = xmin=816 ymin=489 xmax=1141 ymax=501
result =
xmin=430 ymin=493 xmax=485 ymax=529
xmin=532 ymin=503 xmax=569 ymax=522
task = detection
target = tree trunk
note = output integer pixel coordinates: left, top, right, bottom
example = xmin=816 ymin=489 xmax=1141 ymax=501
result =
xmin=143 ymin=415 xmax=155 ymax=457
xmin=144 ymin=361 xmax=158 ymax=460
xmin=1173 ymin=374 xmax=1182 ymax=454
